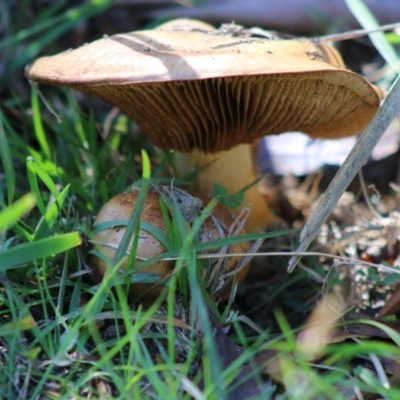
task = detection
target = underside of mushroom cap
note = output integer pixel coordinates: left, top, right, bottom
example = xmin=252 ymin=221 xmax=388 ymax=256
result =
xmin=25 ymin=26 xmax=385 ymax=153
xmin=64 ymin=72 xmax=382 ymax=153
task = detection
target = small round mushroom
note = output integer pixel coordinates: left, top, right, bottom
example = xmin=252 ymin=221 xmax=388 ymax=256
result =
xmin=90 ymin=186 xmax=250 ymax=303
xmin=25 ymin=19 xmax=385 ymax=232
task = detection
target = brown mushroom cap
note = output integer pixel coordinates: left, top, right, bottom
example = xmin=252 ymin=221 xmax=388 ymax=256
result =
xmin=90 ymin=187 xmax=250 ymax=302
xmin=25 ymin=23 xmax=384 ymax=153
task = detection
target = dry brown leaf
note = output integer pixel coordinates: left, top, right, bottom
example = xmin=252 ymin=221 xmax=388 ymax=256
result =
xmin=254 ymin=293 xmax=346 ymax=383
xmin=254 ymin=348 xmax=282 ymax=382
xmin=297 ymin=291 xmax=346 ymax=361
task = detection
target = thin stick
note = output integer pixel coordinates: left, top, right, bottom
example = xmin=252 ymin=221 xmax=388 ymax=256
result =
xmin=312 ymin=21 xmax=400 ymax=43
xmin=28 ymin=80 xmax=62 ymax=123
xmin=287 ymin=72 xmax=400 ymax=273
xmin=247 ymin=21 xmax=400 ymax=43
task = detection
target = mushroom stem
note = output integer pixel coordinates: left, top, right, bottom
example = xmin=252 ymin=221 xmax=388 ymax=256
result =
xmin=175 ymin=144 xmax=273 ymax=233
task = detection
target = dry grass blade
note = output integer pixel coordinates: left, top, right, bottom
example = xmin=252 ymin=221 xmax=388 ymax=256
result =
xmin=288 ymin=72 xmax=400 ymax=273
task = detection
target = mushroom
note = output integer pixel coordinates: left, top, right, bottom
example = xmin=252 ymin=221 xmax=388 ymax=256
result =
xmin=90 ymin=186 xmax=250 ymax=302
xmin=25 ymin=19 xmax=385 ymax=232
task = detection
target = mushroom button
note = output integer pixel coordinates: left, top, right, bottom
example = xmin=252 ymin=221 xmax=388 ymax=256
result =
xmin=25 ymin=19 xmax=385 ymax=233
xmin=90 ymin=186 xmax=250 ymax=303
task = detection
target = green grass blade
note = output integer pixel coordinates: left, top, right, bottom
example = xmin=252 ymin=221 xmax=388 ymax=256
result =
xmin=34 ymin=184 xmax=70 ymax=240
xmin=0 ymin=232 xmax=82 ymax=271
xmin=345 ymin=0 xmax=399 ymax=71
xmin=113 ymin=150 xmax=151 ymax=264
xmin=141 ymin=149 xmax=151 ymax=179
xmin=66 ymin=93 xmax=89 ymax=150
xmin=31 ymin=90 xmax=52 ymax=158
xmin=158 ymin=199 xmax=175 ymax=250
xmin=26 ymin=157 xmax=46 ymax=215
xmin=194 ymin=229 xmax=293 ymax=252
xmin=140 ymin=222 xmax=171 ymax=250
xmin=0 ymin=317 xmax=37 ymax=337
xmin=95 ymin=229 xmax=292 ymax=279
xmin=1 ymin=0 xmax=113 ymax=85
xmin=91 ymin=218 xmax=172 ymax=252
xmin=0 ymin=110 xmax=16 ymax=204
xmin=28 ymin=157 xmax=59 ymax=198
xmin=0 ymin=193 xmax=36 ymax=233
xmin=0 ymin=0 xmax=110 ymax=50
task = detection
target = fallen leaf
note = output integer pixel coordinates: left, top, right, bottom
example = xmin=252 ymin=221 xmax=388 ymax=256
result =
xmin=297 ymin=291 xmax=346 ymax=361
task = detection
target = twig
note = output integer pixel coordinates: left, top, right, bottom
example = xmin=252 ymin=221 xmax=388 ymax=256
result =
xmin=311 ymin=21 xmax=400 ymax=43
xmin=246 ymin=21 xmax=400 ymax=43
xmin=287 ymin=72 xmax=400 ymax=273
